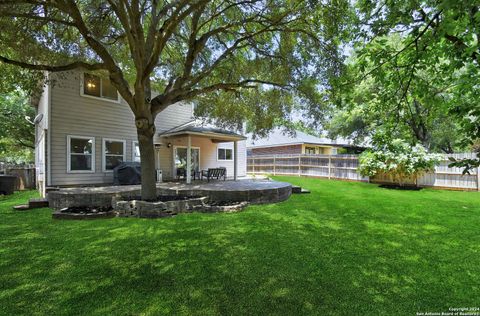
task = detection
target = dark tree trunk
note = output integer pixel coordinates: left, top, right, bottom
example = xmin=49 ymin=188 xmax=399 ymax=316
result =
xmin=134 ymin=86 xmax=158 ymax=200
xmin=137 ymin=126 xmax=157 ymax=200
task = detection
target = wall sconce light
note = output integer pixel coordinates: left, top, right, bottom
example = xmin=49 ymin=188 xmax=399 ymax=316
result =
xmin=167 ymin=143 xmax=172 ymax=148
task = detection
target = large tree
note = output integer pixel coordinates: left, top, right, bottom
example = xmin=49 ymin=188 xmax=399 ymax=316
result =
xmin=0 ymin=0 xmax=350 ymax=199
xmin=318 ymin=0 xmax=480 ymax=163
xmin=0 ymin=90 xmax=35 ymax=163
xmin=326 ymin=35 xmax=469 ymax=153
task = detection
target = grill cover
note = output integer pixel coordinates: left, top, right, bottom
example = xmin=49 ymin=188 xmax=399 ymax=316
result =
xmin=113 ymin=162 xmax=141 ymax=185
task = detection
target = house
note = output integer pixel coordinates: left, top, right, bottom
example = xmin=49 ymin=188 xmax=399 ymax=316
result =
xmin=34 ymin=70 xmax=247 ymax=196
xmin=247 ymin=128 xmax=364 ymax=156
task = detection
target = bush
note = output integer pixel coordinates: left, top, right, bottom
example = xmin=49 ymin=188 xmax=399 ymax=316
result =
xmin=359 ymin=139 xmax=442 ymax=186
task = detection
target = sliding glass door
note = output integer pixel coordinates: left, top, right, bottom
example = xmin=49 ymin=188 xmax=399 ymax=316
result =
xmin=174 ymin=147 xmax=200 ymax=177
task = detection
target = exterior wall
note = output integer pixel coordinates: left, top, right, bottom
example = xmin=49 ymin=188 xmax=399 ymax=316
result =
xmin=302 ymin=144 xmax=337 ymax=155
xmin=48 ymin=70 xmax=194 ymax=186
xmin=34 ymin=75 xmax=50 ymax=195
xmin=250 ymin=144 xmax=302 ymax=155
xmin=43 ymin=70 xmax=246 ymax=186
xmin=165 ymin=136 xmax=247 ymax=178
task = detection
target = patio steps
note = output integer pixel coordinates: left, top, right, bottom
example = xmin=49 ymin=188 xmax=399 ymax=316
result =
xmin=13 ymin=198 xmax=49 ymax=211
xmin=291 ymin=186 xmax=310 ymax=194
xmin=29 ymin=198 xmax=49 ymax=208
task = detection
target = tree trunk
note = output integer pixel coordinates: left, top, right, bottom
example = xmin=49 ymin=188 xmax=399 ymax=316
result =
xmin=135 ymin=101 xmax=157 ymax=200
xmin=137 ymin=127 xmax=157 ymax=200
xmin=132 ymin=80 xmax=158 ymax=201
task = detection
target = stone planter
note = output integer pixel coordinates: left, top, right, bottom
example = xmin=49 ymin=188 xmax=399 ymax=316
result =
xmin=113 ymin=196 xmax=249 ymax=218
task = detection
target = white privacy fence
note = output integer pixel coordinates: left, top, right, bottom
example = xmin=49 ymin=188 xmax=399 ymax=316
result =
xmin=247 ymin=153 xmax=480 ymax=191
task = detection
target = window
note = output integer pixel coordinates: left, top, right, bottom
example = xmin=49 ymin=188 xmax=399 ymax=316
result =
xmin=83 ymin=73 xmax=119 ymax=101
xmin=305 ymin=146 xmax=316 ymax=154
xmin=217 ymin=148 xmax=233 ymax=161
xmin=102 ymin=139 xmax=126 ymax=171
xmin=132 ymin=141 xmax=141 ymax=162
xmin=67 ymin=136 xmax=95 ymax=172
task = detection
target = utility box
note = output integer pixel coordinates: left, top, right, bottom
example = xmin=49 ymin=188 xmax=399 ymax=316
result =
xmin=156 ymin=169 xmax=162 ymax=183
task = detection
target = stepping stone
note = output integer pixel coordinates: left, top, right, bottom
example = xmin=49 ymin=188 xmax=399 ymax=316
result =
xmin=28 ymin=198 xmax=49 ymax=209
xmin=13 ymin=204 xmax=30 ymax=211
xmin=291 ymin=185 xmax=302 ymax=193
xmin=291 ymin=186 xmax=311 ymax=194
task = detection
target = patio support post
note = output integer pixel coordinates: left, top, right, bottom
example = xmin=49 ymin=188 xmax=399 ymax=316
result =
xmin=186 ymin=135 xmax=191 ymax=184
xmin=234 ymin=141 xmax=238 ymax=181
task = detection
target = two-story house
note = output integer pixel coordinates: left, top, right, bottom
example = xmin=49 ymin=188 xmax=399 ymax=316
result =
xmin=34 ymin=70 xmax=247 ymax=196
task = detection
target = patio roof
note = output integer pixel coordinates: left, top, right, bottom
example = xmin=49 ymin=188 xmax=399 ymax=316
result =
xmin=158 ymin=121 xmax=246 ymax=143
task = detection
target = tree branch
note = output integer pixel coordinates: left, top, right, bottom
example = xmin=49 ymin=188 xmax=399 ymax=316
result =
xmin=0 ymin=56 xmax=106 ymax=72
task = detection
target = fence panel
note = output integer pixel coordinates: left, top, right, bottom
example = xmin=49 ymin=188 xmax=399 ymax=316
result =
xmin=247 ymin=153 xmax=479 ymax=191
xmin=0 ymin=163 xmax=36 ymax=190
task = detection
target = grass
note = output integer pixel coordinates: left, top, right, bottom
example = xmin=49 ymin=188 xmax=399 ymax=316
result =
xmin=1 ymin=177 xmax=480 ymax=315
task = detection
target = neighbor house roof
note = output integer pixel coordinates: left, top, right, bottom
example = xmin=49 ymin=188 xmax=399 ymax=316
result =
xmin=159 ymin=120 xmax=246 ymax=142
xmin=246 ymin=128 xmax=356 ymax=149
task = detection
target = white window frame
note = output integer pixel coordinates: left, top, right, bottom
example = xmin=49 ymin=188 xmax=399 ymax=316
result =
xmin=217 ymin=147 xmax=233 ymax=161
xmin=132 ymin=141 xmax=141 ymax=162
xmin=102 ymin=138 xmax=126 ymax=172
xmin=67 ymin=135 xmax=95 ymax=173
xmin=80 ymin=72 xmax=121 ymax=104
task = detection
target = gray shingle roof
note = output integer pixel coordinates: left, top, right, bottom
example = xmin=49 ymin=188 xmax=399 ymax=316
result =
xmin=159 ymin=120 xmax=246 ymax=140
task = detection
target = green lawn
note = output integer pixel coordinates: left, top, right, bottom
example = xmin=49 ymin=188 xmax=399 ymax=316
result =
xmin=1 ymin=177 xmax=479 ymax=315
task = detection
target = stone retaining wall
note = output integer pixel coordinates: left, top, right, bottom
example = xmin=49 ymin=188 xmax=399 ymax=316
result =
xmin=47 ymin=180 xmax=292 ymax=211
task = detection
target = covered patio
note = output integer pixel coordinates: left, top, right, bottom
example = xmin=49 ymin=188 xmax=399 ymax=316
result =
xmin=158 ymin=123 xmax=247 ymax=183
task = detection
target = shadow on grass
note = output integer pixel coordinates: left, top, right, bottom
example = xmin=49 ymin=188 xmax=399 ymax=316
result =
xmin=1 ymin=180 xmax=480 ymax=315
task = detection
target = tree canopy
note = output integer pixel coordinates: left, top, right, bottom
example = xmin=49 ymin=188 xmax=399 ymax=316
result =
xmin=317 ymin=0 xmax=480 ymax=159
xmin=0 ymin=0 xmax=351 ymax=198
xmin=0 ymin=90 xmax=35 ymax=163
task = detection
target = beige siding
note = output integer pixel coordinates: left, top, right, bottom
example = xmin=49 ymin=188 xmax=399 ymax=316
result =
xmin=49 ymin=71 xmax=193 ymax=186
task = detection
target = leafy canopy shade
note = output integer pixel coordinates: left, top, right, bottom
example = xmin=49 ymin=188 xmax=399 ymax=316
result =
xmin=0 ymin=0 xmax=351 ymax=199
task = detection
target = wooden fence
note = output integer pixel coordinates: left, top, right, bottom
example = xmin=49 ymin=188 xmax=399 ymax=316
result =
xmin=0 ymin=162 xmax=36 ymax=190
xmin=247 ymin=153 xmax=480 ymax=191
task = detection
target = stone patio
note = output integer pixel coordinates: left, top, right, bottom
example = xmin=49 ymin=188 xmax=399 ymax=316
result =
xmin=48 ymin=179 xmax=292 ymax=210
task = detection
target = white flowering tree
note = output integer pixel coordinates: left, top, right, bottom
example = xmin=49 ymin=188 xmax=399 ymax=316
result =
xmin=359 ymin=139 xmax=442 ymax=187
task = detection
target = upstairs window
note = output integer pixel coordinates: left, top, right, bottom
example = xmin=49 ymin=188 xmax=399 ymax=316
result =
xmin=217 ymin=148 xmax=233 ymax=161
xmin=83 ymin=73 xmax=119 ymax=101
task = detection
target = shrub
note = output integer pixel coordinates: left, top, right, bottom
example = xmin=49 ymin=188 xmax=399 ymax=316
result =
xmin=359 ymin=139 xmax=442 ymax=186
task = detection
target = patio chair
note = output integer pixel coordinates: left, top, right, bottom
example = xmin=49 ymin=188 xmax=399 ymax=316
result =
xmin=177 ymin=168 xmax=200 ymax=180
xmin=201 ymin=167 xmax=227 ymax=182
